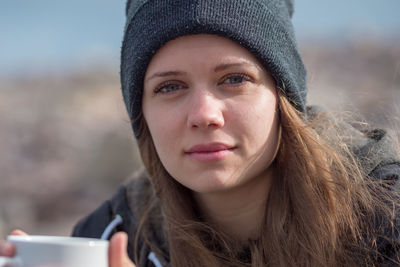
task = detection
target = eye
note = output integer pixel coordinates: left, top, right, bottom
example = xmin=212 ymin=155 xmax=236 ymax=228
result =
xmin=220 ymin=73 xmax=252 ymax=85
xmin=154 ymin=82 xmax=186 ymax=94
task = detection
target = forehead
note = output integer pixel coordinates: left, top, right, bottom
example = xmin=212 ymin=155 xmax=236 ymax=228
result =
xmin=145 ymin=34 xmax=263 ymax=71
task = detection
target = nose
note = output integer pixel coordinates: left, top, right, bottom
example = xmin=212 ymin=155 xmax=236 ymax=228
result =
xmin=186 ymin=90 xmax=225 ymax=129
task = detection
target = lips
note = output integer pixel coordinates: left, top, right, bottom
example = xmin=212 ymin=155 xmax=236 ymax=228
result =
xmin=185 ymin=142 xmax=235 ymax=162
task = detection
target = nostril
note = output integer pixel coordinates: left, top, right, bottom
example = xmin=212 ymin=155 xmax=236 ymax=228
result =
xmin=187 ymin=113 xmax=224 ymax=129
xmin=186 ymin=93 xmax=225 ymax=129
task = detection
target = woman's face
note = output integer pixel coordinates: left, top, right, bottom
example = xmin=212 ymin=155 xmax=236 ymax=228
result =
xmin=143 ymin=34 xmax=280 ymax=195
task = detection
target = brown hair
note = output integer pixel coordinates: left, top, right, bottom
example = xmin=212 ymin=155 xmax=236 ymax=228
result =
xmin=134 ymin=90 xmax=399 ymax=266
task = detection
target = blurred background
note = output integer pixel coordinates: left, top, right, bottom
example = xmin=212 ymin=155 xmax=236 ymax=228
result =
xmin=0 ymin=0 xmax=399 ymax=237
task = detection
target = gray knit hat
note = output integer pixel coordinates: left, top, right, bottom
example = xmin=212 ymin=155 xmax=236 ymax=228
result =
xmin=121 ymin=0 xmax=307 ymax=138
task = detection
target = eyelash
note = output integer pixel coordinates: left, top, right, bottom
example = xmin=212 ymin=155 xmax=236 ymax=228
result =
xmin=219 ymin=73 xmax=253 ymax=85
xmin=154 ymin=81 xmax=186 ymax=94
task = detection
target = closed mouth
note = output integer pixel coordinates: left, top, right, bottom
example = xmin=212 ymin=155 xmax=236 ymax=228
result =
xmin=185 ymin=142 xmax=235 ymax=154
xmin=185 ymin=142 xmax=236 ymax=162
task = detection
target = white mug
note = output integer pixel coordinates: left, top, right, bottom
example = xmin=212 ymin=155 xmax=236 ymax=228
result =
xmin=0 ymin=235 xmax=109 ymax=267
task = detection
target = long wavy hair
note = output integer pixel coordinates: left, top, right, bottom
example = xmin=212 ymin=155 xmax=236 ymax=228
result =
xmin=134 ymin=89 xmax=399 ymax=266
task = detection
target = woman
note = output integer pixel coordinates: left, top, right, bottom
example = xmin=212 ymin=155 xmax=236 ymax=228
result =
xmin=2 ymin=0 xmax=400 ymax=266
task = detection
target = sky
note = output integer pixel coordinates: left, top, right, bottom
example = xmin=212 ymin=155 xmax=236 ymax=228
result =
xmin=0 ymin=0 xmax=399 ymax=75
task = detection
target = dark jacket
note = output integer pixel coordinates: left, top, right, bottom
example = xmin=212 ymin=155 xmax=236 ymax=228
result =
xmin=72 ymin=123 xmax=400 ymax=266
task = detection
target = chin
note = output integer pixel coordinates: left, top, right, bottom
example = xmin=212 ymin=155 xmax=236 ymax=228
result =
xmin=185 ymin=175 xmax=239 ymax=195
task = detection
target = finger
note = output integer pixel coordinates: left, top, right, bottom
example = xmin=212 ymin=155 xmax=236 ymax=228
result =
xmin=109 ymin=232 xmax=136 ymax=267
xmin=0 ymin=229 xmax=27 ymax=257
xmin=0 ymin=240 xmax=16 ymax=257
xmin=10 ymin=229 xmax=28 ymax=236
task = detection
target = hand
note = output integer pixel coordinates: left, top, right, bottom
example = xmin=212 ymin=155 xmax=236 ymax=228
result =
xmin=108 ymin=232 xmax=136 ymax=267
xmin=0 ymin=229 xmax=27 ymax=257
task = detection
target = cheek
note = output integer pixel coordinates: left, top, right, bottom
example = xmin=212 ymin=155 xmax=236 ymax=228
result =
xmin=238 ymin=95 xmax=277 ymax=135
xmin=145 ymin=112 xmax=180 ymax=167
xmin=236 ymin=94 xmax=279 ymax=161
xmin=248 ymin=112 xmax=278 ymax=151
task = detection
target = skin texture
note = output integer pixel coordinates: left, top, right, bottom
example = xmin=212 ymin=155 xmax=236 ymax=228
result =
xmin=143 ymin=34 xmax=280 ymax=241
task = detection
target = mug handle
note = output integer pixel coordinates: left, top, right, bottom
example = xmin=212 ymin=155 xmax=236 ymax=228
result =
xmin=0 ymin=257 xmax=21 ymax=267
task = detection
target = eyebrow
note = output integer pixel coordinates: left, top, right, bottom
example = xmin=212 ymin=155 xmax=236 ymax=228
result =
xmin=214 ymin=62 xmax=254 ymax=72
xmin=145 ymin=62 xmax=257 ymax=82
xmin=145 ymin=71 xmax=187 ymax=82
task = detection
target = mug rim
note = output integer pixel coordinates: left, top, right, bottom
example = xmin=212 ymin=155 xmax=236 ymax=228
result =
xmin=7 ymin=235 xmax=109 ymax=247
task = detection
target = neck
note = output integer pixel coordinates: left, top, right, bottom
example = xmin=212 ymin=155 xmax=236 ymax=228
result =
xmin=193 ymin=167 xmax=274 ymax=243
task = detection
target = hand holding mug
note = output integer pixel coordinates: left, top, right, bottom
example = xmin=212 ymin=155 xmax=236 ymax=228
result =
xmin=0 ymin=230 xmax=26 ymax=258
xmin=0 ymin=230 xmax=136 ymax=267
xmin=0 ymin=231 xmax=109 ymax=267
